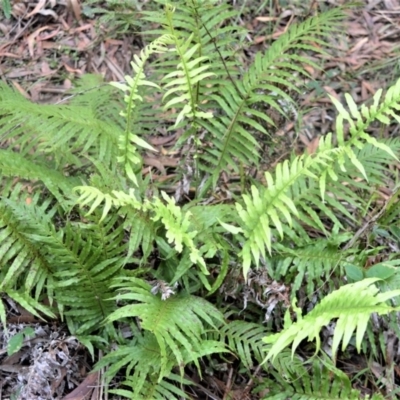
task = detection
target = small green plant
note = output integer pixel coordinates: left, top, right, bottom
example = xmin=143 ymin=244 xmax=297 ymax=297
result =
xmin=7 ymin=327 xmax=35 ymax=356
xmin=1 ymin=1 xmax=400 ymax=398
xmin=1 ymin=0 xmax=11 ymax=19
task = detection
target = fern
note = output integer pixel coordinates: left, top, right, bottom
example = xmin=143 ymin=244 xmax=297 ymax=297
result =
xmin=96 ymin=332 xmax=192 ymax=399
xmin=0 ymin=82 xmax=121 ymax=169
xmin=224 ymin=77 xmax=400 ymax=277
xmin=0 ymin=150 xmax=78 ymax=209
xmin=116 ymin=373 xmax=193 ymax=400
xmin=105 ymin=277 xmax=226 ymax=381
xmin=162 ymin=5 xmax=215 ymax=125
xmin=110 ymin=34 xmax=171 ymax=185
xmin=199 ymin=8 xmax=345 ymax=185
xmin=272 ymin=235 xmax=351 ymax=297
xmin=220 ymin=320 xmax=267 ymax=370
xmin=264 ymin=278 xmax=400 ymax=362
xmin=0 ymin=191 xmax=58 ymax=321
xmin=152 ymin=191 xmax=208 ymax=272
xmin=1 ymin=1 xmax=400 ymax=397
xmin=255 ymin=354 xmax=369 ymax=399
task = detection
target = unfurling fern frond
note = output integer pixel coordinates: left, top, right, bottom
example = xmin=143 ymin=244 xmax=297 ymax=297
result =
xmin=105 ymin=277 xmax=226 ymax=381
xmin=264 ymin=278 xmax=400 ymax=362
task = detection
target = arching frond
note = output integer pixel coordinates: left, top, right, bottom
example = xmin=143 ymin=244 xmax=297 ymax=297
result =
xmin=199 ymin=8 xmax=344 ymax=184
xmin=0 ymin=82 xmax=120 ymax=168
xmin=264 ymin=278 xmax=400 ymax=362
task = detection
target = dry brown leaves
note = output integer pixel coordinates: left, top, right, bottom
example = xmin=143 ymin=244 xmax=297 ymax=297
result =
xmin=0 ymin=0 xmax=137 ymax=103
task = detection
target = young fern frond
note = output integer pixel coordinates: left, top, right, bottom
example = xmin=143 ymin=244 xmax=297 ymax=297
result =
xmin=264 ymin=278 xmax=400 ymax=362
xmin=142 ymin=0 xmax=241 ymax=82
xmin=162 ymin=4 xmax=215 ymax=126
xmin=74 ymin=186 xmax=143 ymax=222
xmin=74 ymin=186 xmax=210 ymax=274
xmin=110 ymin=35 xmax=171 ymax=184
xmin=317 ymin=81 xmax=400 ymax=195
xmin=226 ymin=153 xmax=334 ymax=276
xmin=152 ymin=191 xmax=208 ymax=273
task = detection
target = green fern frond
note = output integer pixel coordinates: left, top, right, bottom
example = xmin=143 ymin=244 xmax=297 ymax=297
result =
xmin=0 ymin=192 xmax=59 ymax=320
xmin=74 ymin=185 xmax=218 ymax=275
xmin=142 ymin=0 xmax=242 ymax=81
xmin=1 ymin=189 xmax=126 ymax=333
xmin=161 ymin=5 xmax=215 ymax=126
xmin=5 ymin=289 xmax=55 ymax=321
xmin=221 ymin=320 xmax=267 ymax=370
xmin=199 ymin=8 xmax=344 ymax=183
xmin=118 ymin=372 xmax=192 ymax=400
xmin=74 ymin=185 xmax=143 ymax=221
xmin=96 ymin=333 xmax=177 ymax=398
xmin=256 ymin=354 xmax=365 ymax=399
xmin=0 ymin=83 xmax=120 ymax=168
xmin=273 ymin=237 xmax=350 ymax=296
xmin=226 ymin=75 xmax=400 ymax=277
xmin=0 ymin=194 xmax=55 ymax=294
xmin=97 ymin=328 xmax=222 ymax=399
xmin=231 ymin=154 xmax=334 ymax=276
xmin=317 ymin=79 xmax=400 ymax=196
xmin=74 ymin=186 xmax=210 ymax=272
xmin=264 ymin=278 xmax=400 ymax=362
xmin=351 ymin=138 xmax=400 ymax=184
xmin=106 ymin=277 xmax=226 ymax=379
xmin=110 ymin=34 xmax=171 ymax=184
xmin=0 ymin=150 xmax=78 ymax=209
xmin=152 ymin=192 xmax=208 ymax=273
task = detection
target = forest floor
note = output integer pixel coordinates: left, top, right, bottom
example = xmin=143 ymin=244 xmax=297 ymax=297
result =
xmin=1 ymin=0 xmax=400 ymax=399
